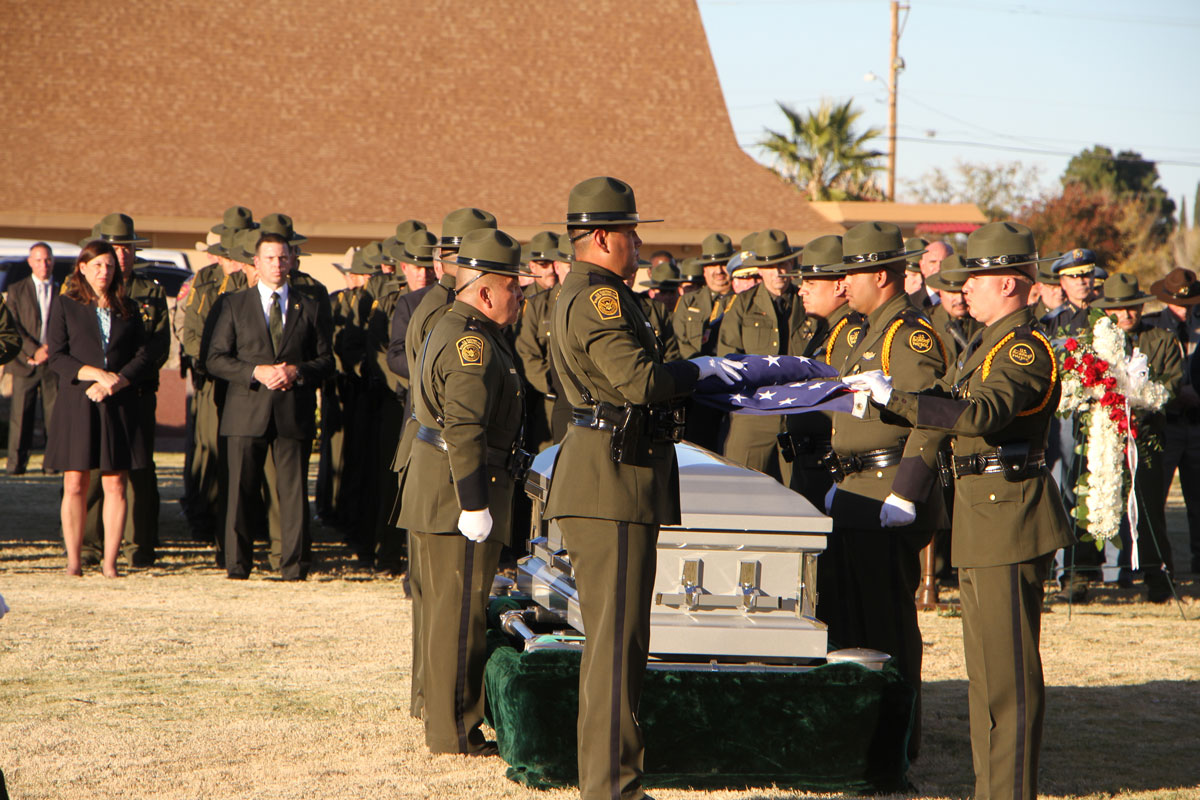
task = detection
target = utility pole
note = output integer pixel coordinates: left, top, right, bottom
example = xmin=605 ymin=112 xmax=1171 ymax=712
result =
xmin=887 ymin=1 xmax=903 ymax=201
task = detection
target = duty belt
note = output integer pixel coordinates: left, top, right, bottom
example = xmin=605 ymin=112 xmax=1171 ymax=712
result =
xmin=777 ymin=433 xmax=832 ymax=466
xmin=571 ymin=401 xmax=686 ymax=465
xmin=950 ymin=449 xmax=1045 ymax=479
xmin=823 ymin=442 xmax=906 ymax=480
xmin=415 ymin=424 xmax=533 ymax=480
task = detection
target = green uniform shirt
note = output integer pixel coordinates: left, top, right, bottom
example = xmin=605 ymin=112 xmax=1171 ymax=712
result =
xmin=672 ymin=286 xmax=736 ymax=359
xmin=929 ymin=302 xmax=983 ymax=358
xmin=831 ymin=291 xmax=948 ymax=530
xmin=718 ymin=282 xmax=816 ymax=358
xmin=182 ymin=264 xmax=247 ymax=373
xmin=396 ymin=301 xmax=524 ymax=544
xmin=636 ymin=294 xmax=681 ymax=361
xmin=543 ymin=260 xmax=699 ymax=525
xmin=127 ymin=273 xmax=170 ymax=386
xmin=514 ymin=283 xmax=559 ymax=396
xmin=366 ymin=277 xmax=408 ymax=392
xmin=886 ymin=306 xmax=1075 ymax=567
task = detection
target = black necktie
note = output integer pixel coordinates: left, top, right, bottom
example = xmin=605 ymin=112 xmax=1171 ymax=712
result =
xmin=269 ymin=292 xmax=283 ymax=354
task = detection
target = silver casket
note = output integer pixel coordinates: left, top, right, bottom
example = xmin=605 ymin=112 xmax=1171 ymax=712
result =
xmin=519 ymin=443 xmax=830 ymax=664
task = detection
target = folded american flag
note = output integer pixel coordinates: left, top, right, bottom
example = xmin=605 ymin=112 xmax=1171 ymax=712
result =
xmin=694 ymin=354 xmax=854 ymax=416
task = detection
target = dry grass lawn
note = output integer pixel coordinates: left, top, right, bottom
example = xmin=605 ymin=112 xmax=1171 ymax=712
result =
xmin=1 ymin=452 xmax=1197 ymax=799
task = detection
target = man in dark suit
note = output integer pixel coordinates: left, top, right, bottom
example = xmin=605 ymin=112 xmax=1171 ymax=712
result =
xmin=206 ymin=232 xmax=334 ymax=580
xmin=6 ymin=242 xmax=59 ymax=474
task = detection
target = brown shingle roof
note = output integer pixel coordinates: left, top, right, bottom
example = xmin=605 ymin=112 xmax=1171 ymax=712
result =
xmin=0 ymin=0 xmax=840 ymax=246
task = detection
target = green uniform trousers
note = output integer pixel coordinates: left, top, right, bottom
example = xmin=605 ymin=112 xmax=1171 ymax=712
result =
xmin=411 ymin=530 xmax=501 ymax=754
xmin=187 ymin=379 xmax=223 ymax=538
xmin=371 ymin=389 xmax=407 ymax=571
xmin=817 ymin=525 xmax=929 ymax=759
xmin=560 ymin=517 xmax=658 ymax=800
xmin=82 ymin=391 xmax=159 ymax=564
xmin=407 ymin=528 xmax=425 ymax=720
xmin=959 ymin=554 xmax=1053 ymax=800
xmin=723 ymin=412 xmax=788 ymax=484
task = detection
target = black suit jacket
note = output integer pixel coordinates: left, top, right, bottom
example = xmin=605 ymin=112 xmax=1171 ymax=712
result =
xmin=205 ymin=285 xmax=334 ymax=439
xmin=6 ymin=275 xmax=59 ymax=378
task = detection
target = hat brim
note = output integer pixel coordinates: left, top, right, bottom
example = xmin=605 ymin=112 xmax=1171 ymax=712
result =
xmin=435 ymin=255 xmax=533 ymax=278
xmin=1151 ymin=278 xmax=1200 ymax=306
xmin=398 ymin=255 xmax=435 ymax=269
xmin=82 ymin=235 xmax=150 ymax=247
xmin=1092 ymin=293 xmax=1154 ymax=309
xmin=786 ymin=262 xmax=848 ymax=279
xmin=550 ymin=216 xmax=664 ymax=227
xmin=695 ymin=254 xmax=734 ymax=267
xmin=926 ymin=270 xmax=968 ymax=292
xmin=748 ymin=246 xmax=803 ymax=268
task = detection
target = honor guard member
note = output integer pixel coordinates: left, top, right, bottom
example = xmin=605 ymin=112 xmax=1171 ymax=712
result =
xmin=181 ymin=208 xmax=253 ymax=543
xmin=1145 ymin=267 xmax=1200 ymax=575
xmin=514 ymin=230 xmax=566 ymax=453
xmin=395 ymin=228 xmax=530 ymax=755
xmin=80 ymin=214 xmax=169 ymax=567
xmin=544 ymin=177 xmax=742 ymax=800
xmin=778 ymin=234 xmax=857 ymax=506
xmin=821 ymin=221 xmax=948 ymax=760
xmin=0 ymin=295 xmax=19 ymax=365
xmin=392 ymin=209 xmax=496 ymax=722
xmin=926 ymin=254 xmax=983 ymax=358
xmin=844 ymin=221 xmax=1075 ymax=800
xmin=1093 ymin=274 xmax=1183 ymax=601
xmin=718 ymin=229 xmax=815 ymax=483
xmin=5 ymin=241 xmax=60 ymax=475
xmin=673 ymin=232 xmax=738 ymax=450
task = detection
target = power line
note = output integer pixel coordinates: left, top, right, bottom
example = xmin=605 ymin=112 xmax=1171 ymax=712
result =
xmin=891 ymin=136 xmax=1200 ymax=168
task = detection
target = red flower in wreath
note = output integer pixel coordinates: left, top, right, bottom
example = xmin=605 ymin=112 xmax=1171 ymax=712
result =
xmin=1064 ymin=338 xmax=1078 ymax=352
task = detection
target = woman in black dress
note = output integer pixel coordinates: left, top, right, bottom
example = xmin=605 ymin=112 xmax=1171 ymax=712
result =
xmin=45 ymin=241 xmax=152 ymax=577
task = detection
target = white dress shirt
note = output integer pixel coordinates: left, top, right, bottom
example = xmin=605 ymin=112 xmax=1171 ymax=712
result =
xmin=256 ymin=281 xmax=289 ymax=328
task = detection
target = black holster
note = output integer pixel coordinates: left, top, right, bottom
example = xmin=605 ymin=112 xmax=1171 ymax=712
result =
xmin=995 ymin=441 xmax=1032 ymax=482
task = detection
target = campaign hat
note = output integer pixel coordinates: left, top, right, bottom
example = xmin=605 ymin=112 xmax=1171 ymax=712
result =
xmin=925 ymin=253 xmax=970 ymax=293
xmin=83 ymin=213 xmax=150 ymax=246
xmin=555 ymin=176 xmax=662 ymax=227
xmin=791 ymin=234 xmax=846 ymax=278
xmin=904 ymin=237 xmax=929 ymax=272
xmin=1150 ymin=267 xmax=1200 ymax=306
xmin=695 ymin=232 xmax=736 ymax=267
xmin=210 ymin=205 xmax=258 ymax=236
xmin=437 ymin=228 xmax=532 ymax=277
xmin=527 ymin=231 xmax=561 ymax=261
xmin=747 ymin=229 xmax=802 ymax=268
xmin=962 ymin=221 xmax=1054 ymax=274
xmin=1092 ymin=273 xmax=1153 ymax=309
xmin=841 ymin=222 xmax=924 ymax=272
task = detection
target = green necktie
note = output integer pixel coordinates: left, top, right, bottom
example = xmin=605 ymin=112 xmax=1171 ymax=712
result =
xmin=269 ymin=292 xmax=283 ymax=354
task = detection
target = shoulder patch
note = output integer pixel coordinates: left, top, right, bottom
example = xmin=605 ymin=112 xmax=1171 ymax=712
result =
xmin=456 ymin=335 xmax=485 ymax=366
xmin=590 ymin=286 xmax=621 ymax=320
xmin=1008 ymin=342 xmax=1036 ymax=366
xmin=908 ymin=330 xmax=933 ymax=353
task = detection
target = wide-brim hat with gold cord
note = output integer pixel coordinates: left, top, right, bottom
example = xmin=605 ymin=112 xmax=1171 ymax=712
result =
xmin=788 ymin=234 xmax=844 ymax=278
xmin=748 ymin=229 xmax=802 ymax=268
xmin=695 ymin=232 xmax=735 ymax=266
xmin=1092 ymin=273 xmax=1153 ymax=308
xmin=841 ymin=221 xmax=925 ymax=272
xmin=925 ymin=253 xmax=970 ymax=293
xmin=961 ymin=221 xmax=1056 ymax=274
xmin=1151 ymin=267 xmax=1200 ymax=306
xmin=82 ymin=213 xmax=151 ymax=247
xmin=437 ymin=228 xmax=532 ymax=277
xmin=555 ymin=176 xmax=663 ymax=227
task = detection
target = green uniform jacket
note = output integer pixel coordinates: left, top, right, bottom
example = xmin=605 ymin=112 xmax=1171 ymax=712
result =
xmin=331 ymin=288 xmax=368 ymax=377
xmin=885 ymin=306 xmax=1074 ymax=567
xmin=717 ymin=282 xmax=814 ymax=358
xmin=785 ymin=302 xmax=856 ymax=447
xmin=672 ymin=287 xmax=736 ymax=359
xmin=396 ymin=301 xmax=523 ymax=545
xmin=544 ymin=261 xmax=699 ymax=524
xmin=1126 ymin=323 xmax=1184 ymax=441
xmin=0 ymin=295 xmax=19 ymax=365
xmin=367 ymin=278 xmax=408 ymax=393
xmin=929 ymin=302 xmax=982 ymax=358
xmin=514 ymin=284 xmax=559 ymax=395
xmin=636 ymin=294 xmax=681 ymax=361
xmin=127 ymin=274 xmax=170 ymax=386
xmin=831 ymin=291 xmax=948 ymax=530
xmin=404 ymin=273 xmax=456 ymax=383
xmin=182 ymin=264 xmax=247 ymax=372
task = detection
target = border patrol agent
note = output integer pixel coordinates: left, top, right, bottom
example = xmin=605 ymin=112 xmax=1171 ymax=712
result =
xmin=80 ymin=214 xmax=169 ymax=566
xmin=822 ymin=221 xmax=948 ymax=761
xmin=926 ymin=254 xmax=983 ymax=358
xmin=846 ymin=221 xmax=1075 ymax=800
xmin=778 ymin=234 xmax=858 ymax=507
xmin=396 ymin=228 xmax=530 ymax=755
xmin=544 ymin=176 xmax=740 ymax=800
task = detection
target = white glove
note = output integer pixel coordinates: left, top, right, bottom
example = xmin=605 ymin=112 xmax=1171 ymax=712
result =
xmin=0 ymin=593 xmax=7 ymax=619
xmin=842 ymin=370 xmax=893 ymax=405
xmin=879 ymin=493 xmax=917 ymax=527
xmin=458 ymin=508 xmax=493 ymax=543
xmin=824 ymin=485 xmax=837 ymax=514
xmin=690 ymin=356 xmax=746 ymax=386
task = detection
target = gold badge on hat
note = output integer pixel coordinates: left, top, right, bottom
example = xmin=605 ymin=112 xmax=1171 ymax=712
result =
xmin=457 ymin=335 xmax=485 ymax=366
xmin=909 ymin=330 xmax=933 ymax=353
xmin=1008 ymin=342 xmax=1036 ymax=366
xmin=590 ymin=287 xmax=621 ymax=320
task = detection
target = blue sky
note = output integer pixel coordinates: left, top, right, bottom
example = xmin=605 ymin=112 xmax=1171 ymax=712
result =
xmin=697 ymin=0 xmax=1200 ymax=214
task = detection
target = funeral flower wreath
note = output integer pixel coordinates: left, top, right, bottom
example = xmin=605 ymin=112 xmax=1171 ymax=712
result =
xmin=1056 ymin=311 xmax=1171 ymax=547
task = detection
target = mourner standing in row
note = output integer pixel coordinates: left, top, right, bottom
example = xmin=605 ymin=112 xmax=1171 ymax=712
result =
xmin=6 ymin=241 xmax=59 ymax=475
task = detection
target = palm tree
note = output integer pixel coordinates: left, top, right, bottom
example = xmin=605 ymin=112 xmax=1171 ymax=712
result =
xmin=759 ymin=99 xmax=884 ymax=201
